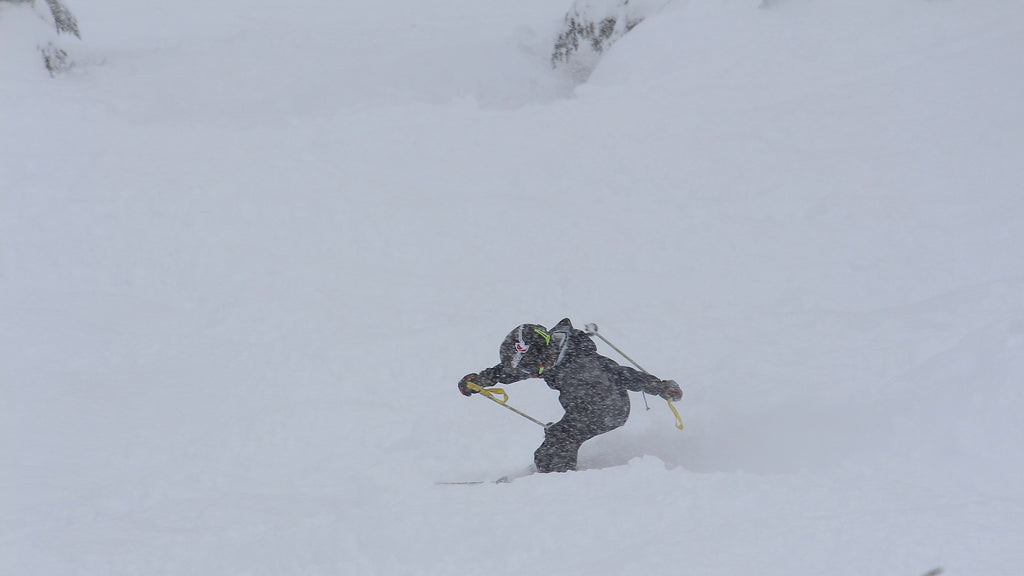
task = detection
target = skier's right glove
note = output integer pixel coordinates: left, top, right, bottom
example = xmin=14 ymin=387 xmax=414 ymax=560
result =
xmin=458 ymin=373 xmax=480 ymax=396
xmin=659 ymin=380 xmax=682 ymax=402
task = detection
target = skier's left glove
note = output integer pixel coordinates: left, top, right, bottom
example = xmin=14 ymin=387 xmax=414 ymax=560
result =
xmin=658 ymin=380 xmax=682 ymax=402
xmin=458 ymin=373 xmax=480 ymax=396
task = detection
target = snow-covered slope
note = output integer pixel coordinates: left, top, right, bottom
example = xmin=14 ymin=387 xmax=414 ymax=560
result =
xmin=3 ymin=1 xmax=1023 ymax=574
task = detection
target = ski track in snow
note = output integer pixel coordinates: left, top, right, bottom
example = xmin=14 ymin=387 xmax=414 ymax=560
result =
xmin=3 ymin=1 xmax=1024 ymax=574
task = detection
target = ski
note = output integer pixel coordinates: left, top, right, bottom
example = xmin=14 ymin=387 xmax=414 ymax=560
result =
xmin=437 ymin=465 xmax=537 ymax=485
xmin=435 ymin=477 xmax=518 ymax=486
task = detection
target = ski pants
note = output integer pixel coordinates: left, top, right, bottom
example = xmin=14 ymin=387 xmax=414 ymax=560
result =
xmin=534 ymin=402 xmax=628 ymax=473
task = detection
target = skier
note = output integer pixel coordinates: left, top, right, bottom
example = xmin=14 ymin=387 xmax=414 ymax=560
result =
xmin=458 ymin=318 xmax=682 ymax=473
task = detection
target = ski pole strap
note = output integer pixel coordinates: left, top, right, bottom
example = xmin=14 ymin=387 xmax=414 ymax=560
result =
xmin=667 ymin=399 xmax=684 ymax=430
xmin=466 ymin=382 xmax=508 ymax=404
xmin=466 ymin=382 xmax=550 ymax=428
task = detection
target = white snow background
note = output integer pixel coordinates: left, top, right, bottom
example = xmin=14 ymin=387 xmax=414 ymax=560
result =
xmin=3 ymin=0 xmax=1024 ymax=574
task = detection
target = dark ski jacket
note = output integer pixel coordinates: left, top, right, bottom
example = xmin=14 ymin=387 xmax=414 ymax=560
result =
xmin=475 ymin=318 xmax=665 ymax=428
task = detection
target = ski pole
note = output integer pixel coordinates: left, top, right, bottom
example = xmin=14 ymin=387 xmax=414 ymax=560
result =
xmin=466 ymin=382 xmax=551 ymax=429
xmin=584 ymin=323 xmax=684 ymax=430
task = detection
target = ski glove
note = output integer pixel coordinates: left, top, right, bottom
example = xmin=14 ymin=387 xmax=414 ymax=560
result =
xmin=659 ymin=380 xmax=682 ymax=402
xmin=458 ymin=373 xmax=479 ymax=396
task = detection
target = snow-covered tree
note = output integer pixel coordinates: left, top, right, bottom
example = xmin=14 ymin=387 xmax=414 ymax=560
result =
xmin=42 ymin=0 xmax=80 ymax=39
xmin=2 ymin=0 xmax=78 ymax=37
xmin=552 ymin=0 xmax=668 ymax=83
xmin=1 ymin=0 xmax=80 ymax=75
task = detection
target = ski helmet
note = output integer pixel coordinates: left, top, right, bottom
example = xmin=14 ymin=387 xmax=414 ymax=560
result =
xmin=499 ymin=324 xmax=552 ymax=375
